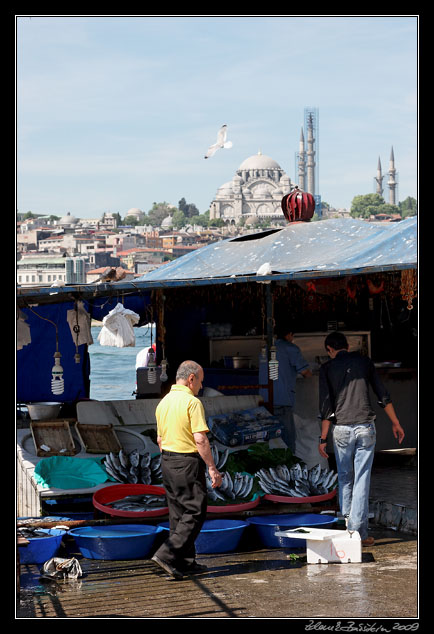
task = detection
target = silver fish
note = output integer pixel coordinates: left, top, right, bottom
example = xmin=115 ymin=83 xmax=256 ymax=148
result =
xmin=291 ymin=463 xmax=303 ymax=479
xmin=269 ymin=467 xmax=294 ymax=491
xmin=217 ymin=448 xmax=229 ymax=470
xmin=256 ymin=476 xmax=273 ymax=494
xmin=139 ymin=452 xmax=150 ymax=468
xmin=127 ymin=465 xmax=138 ymax=484
xmin=211 ymin=444 xmax=219 ymax=465
xmin=206 ymin=474 xmax=226 ymax=501
xmin=119 ymin=449 xmax=129 ymax=469
xmin=233 ymin=473 xmax=244 ymax=497
xmin=129 ymin=449 xmax=140 ymax=468
xmin=238 ymin=474 xmax=253 ymax=498
xmin=324 ymin=471 xmax=339 ymax=490
xmin=207 ymin=486 xmax=226 ymax=502
xmin=257 ymin=468 xmax=275 ymax=488
xmin=150 ymin=455 xmax=161 ymax=471
xmin=104 ymin=461 xmax=124 ymax=483
xmin=140 ymin=467 xmax=152 ymax=485
xmin=309 ymin=463 xmax=322 ymax=485
xmin=111 ymin=502 xmax=149 ymax=511
xmin=108 ymin=493 xmax=167 ymax=510
xmin=277 ymin=464 xmax=291 ymax=481
xmin=220 ymin=472 xmax=235 ymax=499
xmin=110 ymin=451 xmax=121 ymax=470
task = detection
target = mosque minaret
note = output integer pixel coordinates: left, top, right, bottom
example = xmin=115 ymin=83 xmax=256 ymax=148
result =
xmin=388 ymin=146 xmax=397 ymax=205
xmin=374 ymin=147 xmax=398 ymax=205
xmin=297 ymin=128 xmax=306 ymax=192
xmin=375 ymin=157 xmax=384 ymax=197
xmin=306 ymin=113 xmax=316 ymax=196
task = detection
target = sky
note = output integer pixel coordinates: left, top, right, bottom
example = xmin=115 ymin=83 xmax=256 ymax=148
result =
xmin=16 ymin=15 xmax=418 ymax=219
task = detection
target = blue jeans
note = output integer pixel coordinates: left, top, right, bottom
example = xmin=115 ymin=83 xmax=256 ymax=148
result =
xmin=274 ymin=405 xmax=296 ymax=452
xmin=332 ymin=422 xmax=376 ymax=539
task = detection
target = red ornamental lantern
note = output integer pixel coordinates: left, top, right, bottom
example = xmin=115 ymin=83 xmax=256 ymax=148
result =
xmin=281 ymin=187 xmax=315 ymax=223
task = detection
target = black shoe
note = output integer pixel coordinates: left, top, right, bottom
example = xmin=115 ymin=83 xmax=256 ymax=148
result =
xmin=151 ymin=554 xmax=184 ymax=580
xmin=185 ymin=561 xmax=208 ymax=573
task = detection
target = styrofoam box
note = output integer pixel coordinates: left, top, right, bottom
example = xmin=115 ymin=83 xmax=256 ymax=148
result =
xmin=274 ymin=527 xmax=362 ymax=564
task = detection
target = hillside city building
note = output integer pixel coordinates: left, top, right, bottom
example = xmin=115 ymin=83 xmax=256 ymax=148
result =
xmin=17 ymin=108 xmax=407 ymax=287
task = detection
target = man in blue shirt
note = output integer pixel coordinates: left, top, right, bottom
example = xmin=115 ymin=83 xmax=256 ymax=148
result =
xmin=259 ymin=323 xmax=312 ymax=451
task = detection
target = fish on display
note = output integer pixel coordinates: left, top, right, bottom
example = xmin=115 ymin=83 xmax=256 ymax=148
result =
xmin=210 ymin=443 xmax=229 ymax=470
xmin=206 ymin=443 xmax=255 ymax=504
xmin=103 ymin=449 xmax=162 ymax=485
xmin=106 ymin=493 xmax=167 ymax=512
xmin=17 ymin=528 xmax=54 ymax=539
xmin=206 ymin=470 xmax=254 ymax=503
xmin=255 ymin=463 xmax=338 ymax=497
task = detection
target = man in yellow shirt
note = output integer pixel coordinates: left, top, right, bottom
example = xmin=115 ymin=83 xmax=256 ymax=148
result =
xmin=152 ymin=360 xmax=222 ymax=579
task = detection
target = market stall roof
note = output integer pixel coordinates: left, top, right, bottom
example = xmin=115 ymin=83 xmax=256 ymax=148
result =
xmin=16 ymin=217 xmax=417 ymax=307
xmin=135 ymin=217 xmax=417 ymax=286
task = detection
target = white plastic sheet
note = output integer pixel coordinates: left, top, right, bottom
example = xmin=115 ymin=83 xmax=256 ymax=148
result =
xmin=17 ymin=308 xmax=31 ymax=350
xmin=97 ymin=302 xmax=140 ymax=348
xmin=67 ymin=300 xmax=94 ymax=346
xmin=40 ymin=557 xmax=83 ymax=580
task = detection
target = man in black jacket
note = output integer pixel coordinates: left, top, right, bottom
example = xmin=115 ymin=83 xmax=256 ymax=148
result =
xmin=318 ymin=331 xmax=404 ymax=545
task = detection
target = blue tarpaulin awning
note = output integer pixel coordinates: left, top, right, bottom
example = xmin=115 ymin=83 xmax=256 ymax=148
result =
xmin=135 ymin=217 xmax=417 ymax=286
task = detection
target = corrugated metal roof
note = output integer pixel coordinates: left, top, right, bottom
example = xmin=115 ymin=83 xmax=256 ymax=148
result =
xmin=135 ymin=217 xmax=417 ymax=284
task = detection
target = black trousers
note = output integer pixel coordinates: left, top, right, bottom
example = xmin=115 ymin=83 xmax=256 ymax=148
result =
xmin=154 ymin=451 xmax=208 ymax=570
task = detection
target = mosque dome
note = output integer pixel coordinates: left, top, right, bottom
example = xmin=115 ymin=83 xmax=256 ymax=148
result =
xmin=216 ymin=181 xmax=234 ymax=198
xmin=126 ymin=207 xmax=144 ymax=219
xmin=238 ymin=151 xmax=282 ymax=171
xmin=161 ymin=214 xmax=173 ymax=229
xmin=210 ymin=150 xmax=291 ymax=226
xmin=59 ymin=212 xmax=78 ymax=225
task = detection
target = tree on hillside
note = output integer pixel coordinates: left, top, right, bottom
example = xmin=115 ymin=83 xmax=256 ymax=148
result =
xmin=399 ymin=196 xmax=417 ymax=218
xmin=172 ymin=210 xmax=186 ymax=230
xmin=146 ymin=202 xmax=174 ymax=227
xmin=208 ymin=218 xmax=225 ymax=228
xmin=123 ymin=215 xmax=140 ymax=226
xmin=350 ymin=193 xmax=399 ymax=219
xmin=178 ymin=198 xmax=200 ymax=218
xmin=189 ymin=213 xmax=209 ymax=228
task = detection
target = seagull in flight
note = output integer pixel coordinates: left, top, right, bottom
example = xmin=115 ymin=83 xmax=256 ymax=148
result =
xmin=204 ymin=124 xmax=233 ymax=159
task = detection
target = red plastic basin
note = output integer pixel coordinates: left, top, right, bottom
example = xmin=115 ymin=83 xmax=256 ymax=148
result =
xmin=93 ymin=484 xmax=168 ymax=518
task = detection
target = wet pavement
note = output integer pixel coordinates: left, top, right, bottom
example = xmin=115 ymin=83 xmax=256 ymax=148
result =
xmin=16 ymin=524 xmax=419 ymax=620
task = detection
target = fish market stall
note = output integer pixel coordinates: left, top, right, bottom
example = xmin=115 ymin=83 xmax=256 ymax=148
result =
xmin=16 ymin=400 xmax=162 ymax=517
xmin=17 ymin=217 xmax=417 ymax=521
xmin=16 ymin=395 xmax=256 ymax=516
xmin=17 ymin=395 xmax=339 ymax=518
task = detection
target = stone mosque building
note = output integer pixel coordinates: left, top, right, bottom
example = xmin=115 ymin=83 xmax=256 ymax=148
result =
xmin=209 ymin=151 xmax=292 ymax=226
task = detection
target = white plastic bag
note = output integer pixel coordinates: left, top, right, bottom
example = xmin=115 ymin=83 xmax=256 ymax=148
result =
xmin=40 ymin=557 xmax=83 ymax=580
xmin=97 ymin=303 xmax=140 ymax=347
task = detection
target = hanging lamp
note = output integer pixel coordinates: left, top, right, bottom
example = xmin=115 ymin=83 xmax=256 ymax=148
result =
xmin=51 ymin=335 xmax=65 ymax=395
xmin=268 ymin=342 xmax=279 ymax=381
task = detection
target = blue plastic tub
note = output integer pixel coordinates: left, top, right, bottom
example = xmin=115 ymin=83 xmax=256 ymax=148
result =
xmin=159 ymin=519 xmax=249 ymax=553
xmin=69 ymin=524 xmax=164 ymax=560
xmin=18 ymin=528 xmax=66 ymax=564
xmin=247 ymin=513 xmax=337 ymax=549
